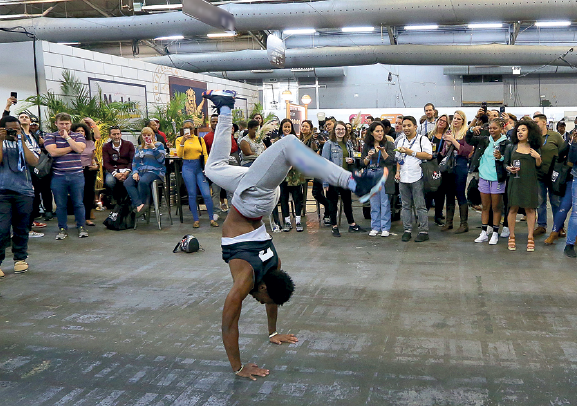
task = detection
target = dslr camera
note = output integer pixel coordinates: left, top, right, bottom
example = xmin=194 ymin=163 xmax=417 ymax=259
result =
xmin=4 ymin=128 xmax=18 ymax=142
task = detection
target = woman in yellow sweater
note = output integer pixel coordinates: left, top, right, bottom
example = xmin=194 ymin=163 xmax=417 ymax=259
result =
xmin=176 ymin=120 xmax=218 ymax=228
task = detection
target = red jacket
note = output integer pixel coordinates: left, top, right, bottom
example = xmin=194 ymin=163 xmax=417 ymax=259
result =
xmin=203 ymin=131 xmax=238 ymax=155
xmin=102 ymin=139 xmax=135 ymax=173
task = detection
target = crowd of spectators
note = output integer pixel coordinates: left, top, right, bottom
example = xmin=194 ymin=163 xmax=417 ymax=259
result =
xmin=1 ymin=94 xmax=577 ymax=277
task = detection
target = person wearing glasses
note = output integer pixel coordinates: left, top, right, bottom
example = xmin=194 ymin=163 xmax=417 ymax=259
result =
xmin=426 ymin=114 xmax=451 ymax=226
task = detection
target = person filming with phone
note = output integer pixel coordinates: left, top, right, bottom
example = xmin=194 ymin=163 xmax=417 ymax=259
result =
xmin=0 ymin=115 xmax=40 ymax=276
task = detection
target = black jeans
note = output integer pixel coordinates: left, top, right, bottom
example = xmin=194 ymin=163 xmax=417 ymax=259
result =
xmin=31 ymin=171 xmax=53 ymax=218
xmin=312 ymin=179 xmax=330 ymax=215
xmin=83 ymin=167 xmax=98 ymax=220
xmin=0 ymin=191 xmax=34 ymax=265
xmin=280 ymin=181 xmax=304 ymax=219
xmin=327 ymin=185 xmax=354 ymax=226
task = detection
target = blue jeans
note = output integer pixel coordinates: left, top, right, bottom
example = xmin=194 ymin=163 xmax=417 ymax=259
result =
xmin=181 ymin=159 xmax=214 ymax=221
xmin=51 ymin=173 xmax=85 ymax=230
xmin=538 ymin=180 xmax=560 ymax=228
xmin=105 ymin=172 xmax=117 ymax=189
xmin=566 ymin=180 xmax=577 ymax=245
xmin=369 ymin=170 xmax=391 ymax=231
xmin=0 ymin=191 xmax=33 ymax=265
xmin=124 ymin=172 xmax=162 ymax=207
xmin=552 ymin=179 xmax=573 ymax=233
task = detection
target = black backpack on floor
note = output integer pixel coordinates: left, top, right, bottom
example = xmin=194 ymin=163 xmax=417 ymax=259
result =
xmin=103 ymin=203 xmax=136 ymax=231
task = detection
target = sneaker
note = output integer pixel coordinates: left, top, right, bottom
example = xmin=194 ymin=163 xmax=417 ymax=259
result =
xmin=44 ymin=211 xmax=53 ymax=221
xmin=14 ymin=260 xmax=28 ymax=273
xmin=202 ymin=90 xmax=236 ymax=112
xmin=78 ymin=226 xmax=89 ymax=238
xmin=401 ymin=231 xmax=412 ymax=242
xmin=564 ymin=245 xmax=577 ymax=258
xmin=29 ymin=231 xmax=44 ymax=238
xmin=381 ymin=230 xmax=390 ymax=237
xmin=272 ymin=223 xmax=281 ymax=233
xmin=475 ymin=230 xmax=488 ymax=243
xmin=348 ymin=224 xmax=365 ymax=233
xmin=534 ymin=226 xmax=547 ymax=236
xmin=369 ymin=229 xmax=379 ymax=237
xmin=323 ymin=216 xmax=331 ymax=227
xmin=295 ymin=222 xmax=304 ymax=232
xmin=0 ymin=268 xmax=4 ymax=277
xmin=500 ymin=226 xmax=510 ymax=238
xmin=56 ymin=228 xmax=68 ymax=240
xmin=414 ymin=232 xmax=429 ymax=242
xmin=489 ymin=232 xmax=499 ymax=245
xmin=353 ymin=167 xmax=389 ymax=204
xmin=434 ymin=217 xmax=444 ymax=226
xmin=32 ymin=221 xmax=47 ymax=228
xmin=332 ymin=227 xmax=341 ymax=237
xmin=283 ymin=222 xmax=292 ymax=232
xmin=213 ymin=214 xmax=219 ymax=221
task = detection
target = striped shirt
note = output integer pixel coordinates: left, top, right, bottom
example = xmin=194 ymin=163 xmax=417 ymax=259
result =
xmin=43 ymin=131 xmax=86 ymax=175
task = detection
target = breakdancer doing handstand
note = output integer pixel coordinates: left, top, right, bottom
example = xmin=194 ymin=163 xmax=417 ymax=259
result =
xmin=203 ymin=90 xmax=388 ymax=380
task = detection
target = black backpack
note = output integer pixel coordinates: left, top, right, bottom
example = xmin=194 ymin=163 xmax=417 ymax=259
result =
xmin=103 ymin=203 xmax=136 ymax=231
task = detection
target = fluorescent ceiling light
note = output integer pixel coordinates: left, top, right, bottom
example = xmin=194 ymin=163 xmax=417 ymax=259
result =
xmin=404 ymin=24 xmax=439 ymax=30
xmin=57 ymin=42 xmax=80 ymax=45
xmin=341 ymin=26 xmax=375 ymax=33
xmin=207 ymin=32 xmax=237 ymax=38
xmin=154 ymin=35 xmax=184 ymax=40
xmin=283 ymin=28 xmax=316 ymax=35
xmin=535 ymin=21 xmax=571 ymax=27
xmin=0 ymin=13 xmax=42 ymax=19
xmin=468 ymin=23 xmax=503 ymax=29
xmin=141 ymin=3 xmax=182 ymax=10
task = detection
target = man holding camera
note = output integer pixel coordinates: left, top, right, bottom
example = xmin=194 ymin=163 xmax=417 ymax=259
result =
xmin=0 ymin=115 xmax=40 ymax=276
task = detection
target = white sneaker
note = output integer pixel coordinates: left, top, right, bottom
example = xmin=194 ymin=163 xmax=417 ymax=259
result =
xmin=29 ymin=231 xmax=44 ymax=238
xmin=489 ymin=232 xmax=499 ymax=245
xmin=500 ymin=226 xmax=510 ymax=238
xmin=381 ymin=230 xmax=390 ymax=237
xmin=213 ymin=214 xmax=219 ymax=221
xmin=475 ymin=230 xmax=488 ymax=243
xmin=369 ymin=229 xmax=379 ymax=237
xmin=272 ymin=223 xmax=281 ymax=233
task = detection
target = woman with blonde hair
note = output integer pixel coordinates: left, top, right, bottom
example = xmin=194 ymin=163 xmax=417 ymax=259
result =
xmin=426 ymin=114 xmax=451 ymax=226
xmin=440 ymin=110 xmax=474 ymax=232
xmin=124 ymin=127 xmax=166 ymax=214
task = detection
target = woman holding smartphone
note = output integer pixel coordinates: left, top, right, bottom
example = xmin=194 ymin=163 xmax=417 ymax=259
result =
xmin=71 ymin=122 xmax=99 ymax=227
xmin=124 ymin=127 xmax=166 ymax=215
xmin=362 ymin=121 xmax=395 ymax=237
xmin=504 ymin=120 xmax=542 ymax=252
xmin=176 ymin=120 xmax=218 ymax=228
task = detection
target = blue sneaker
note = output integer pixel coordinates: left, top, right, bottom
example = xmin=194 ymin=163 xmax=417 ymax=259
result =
xmin=354 ymin=167 xmax=389 ymax=204
xmin=202 ymin=90 xmax=236 ymax=112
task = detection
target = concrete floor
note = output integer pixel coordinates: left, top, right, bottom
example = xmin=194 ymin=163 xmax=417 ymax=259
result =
xmin=1 ymin=203 xmax=576 ymax=406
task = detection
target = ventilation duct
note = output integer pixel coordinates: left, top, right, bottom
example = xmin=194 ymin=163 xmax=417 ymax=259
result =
xmin=208 ymin=67 xmax=345 ymax=80
xmin=144 ymin=44 xmax=577 ymax=72
xmin=444 ymin=66 xmax=577 ymax=75
xmin=1 ymin=0 xmax=577 ymax=43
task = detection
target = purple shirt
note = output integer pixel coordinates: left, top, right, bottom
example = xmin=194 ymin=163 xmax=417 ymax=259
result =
xmin=43 ymin=131 xmax=86 ymax=175
xmin=80 ymin=140 xmax=96 ymax=167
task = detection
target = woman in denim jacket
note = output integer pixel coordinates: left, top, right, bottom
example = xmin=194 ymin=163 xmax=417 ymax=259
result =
xmin=322 ymin=121 xmax=364 ymax=237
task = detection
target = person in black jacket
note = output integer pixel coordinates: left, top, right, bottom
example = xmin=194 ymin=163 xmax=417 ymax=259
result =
xmin=361 ymin=121 xmax=396 ymax=237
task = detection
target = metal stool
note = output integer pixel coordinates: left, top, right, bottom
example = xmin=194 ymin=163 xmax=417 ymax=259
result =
xmin=134 ymin=179 xmax=173 ymax=230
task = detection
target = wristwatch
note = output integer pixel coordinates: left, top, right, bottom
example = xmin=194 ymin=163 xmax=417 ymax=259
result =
xmin=411 ymin=151 xmax=417 ymax=157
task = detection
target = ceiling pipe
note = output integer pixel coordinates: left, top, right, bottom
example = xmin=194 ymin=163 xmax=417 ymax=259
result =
xmin=1 ymin=0 xmax=577 ymax=43
xmin=443 ymin=66 xmax=577 ymax=75
xmin=207 ymin=67 xmax=345 ymax=80
xmin=144 ymin=44 xmax=577 ymax=72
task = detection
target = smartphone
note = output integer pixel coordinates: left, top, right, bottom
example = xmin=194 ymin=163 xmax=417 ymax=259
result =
xmin=500 ymin=105 xmax=506 ymax=114
xmin=144 ymin=135 xmax=153 ymax=144
xmin=481 ymin=102 xmax=487 ymax=113
xmin=183 ymin=128 xmax=191 ymax=136
xmin=10 ymin=92 xmax=17 ymax=104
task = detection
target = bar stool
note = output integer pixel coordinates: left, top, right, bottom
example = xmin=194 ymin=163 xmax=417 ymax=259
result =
xmin=134 ymin=179 xmax=173 ymax=230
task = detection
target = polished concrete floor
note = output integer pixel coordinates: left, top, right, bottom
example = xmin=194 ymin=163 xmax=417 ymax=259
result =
xmin=1 ymin=202 xmax=576 ymax=406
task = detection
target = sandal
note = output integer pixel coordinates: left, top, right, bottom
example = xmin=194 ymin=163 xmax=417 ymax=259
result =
xmin=193 ymin=221 xmax=200 ymax=228
xmin=527 ymin=237 xmax=535 ymax=252
xmin=508 ymin=236 xmax=516 ymax=251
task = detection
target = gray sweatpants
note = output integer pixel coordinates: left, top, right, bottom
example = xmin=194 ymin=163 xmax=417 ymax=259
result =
xmin=399 ymin=177 xmax=429 ymax=233
xmin=205 ymin=114 xmax=351 ymax=219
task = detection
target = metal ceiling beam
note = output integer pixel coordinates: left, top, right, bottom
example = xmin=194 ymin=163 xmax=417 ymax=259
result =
xmin=81 ymin=0 xmax=112 ymax=17
xmin=0 ymin=0 xmax=73 ymax=5
xmin=386 ymin=26 xmax=397 ymax=46
xmin=509 ymin=22 xmax=521 ymax=45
